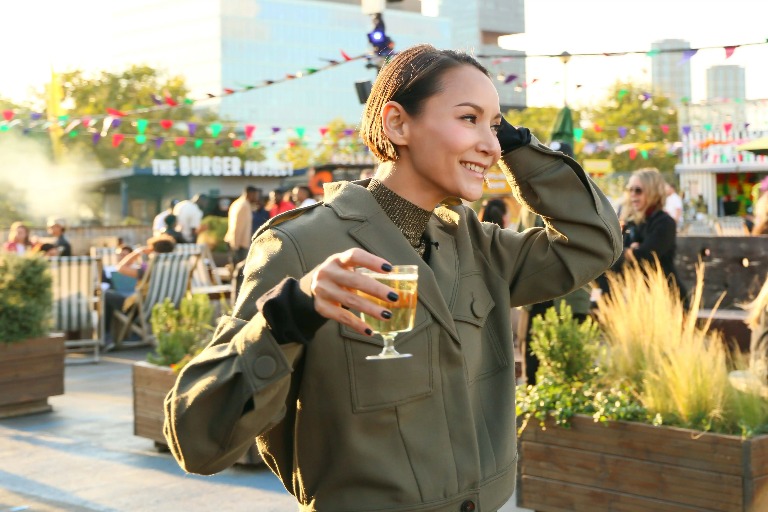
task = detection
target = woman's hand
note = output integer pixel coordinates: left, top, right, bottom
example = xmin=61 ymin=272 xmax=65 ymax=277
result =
xmin=496 ymin=116 xmax=532 ymax=156
xmin=309 ymin=248 xmax=399 ymax=336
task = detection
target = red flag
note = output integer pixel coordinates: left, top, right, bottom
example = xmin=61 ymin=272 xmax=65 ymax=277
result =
xmin=174 ymin=137 xmax=187 ymax=146
xmin=164 ymin=95 xmax=178 ymax=106
xmin=660 ymin=124 xmax=670 ymax=134
xmin=160 ymin=119 xmax=173 ymax=130
xmin=106 ymin=108 xmax=126 ymax=117
xmin=244 ymin=124 xmax=256 ymax=139
xmin=112 ymin=133 xmax=125 ymax=147
xmin=232 ymin=139 xmax=243 ymax=148
xmin=223 ymin=88 xmax=235 ymax=95
xmin=724 ymin=122 xmax=733 ymax=133
xmin=319 ymin=127 xmax=329 ymax=136
xmin=593 ymin=124 xmax=602 ymax=133
xmin=340 ymin=50 xmax=352 ymax=61
xmin=629 ymin=148 xmax=637 ymax=160
xmin=2 ymin=110 xmax=13 ymax=121
xmin=724 ymin=46 xmax=738 ymax=59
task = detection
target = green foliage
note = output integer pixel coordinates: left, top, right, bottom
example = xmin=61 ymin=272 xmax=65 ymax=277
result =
xmin=197 ymin=215 xmax=228 ymax=252
xmin=57 ymin=65 xmax=266 ymax=169
xmin=0 ymin=254 xmax=52 ymax=343
xmin=529 ymin=303 xmax=601 ymax=383
xmin=147 ymin=294 xmax=214 ymax=371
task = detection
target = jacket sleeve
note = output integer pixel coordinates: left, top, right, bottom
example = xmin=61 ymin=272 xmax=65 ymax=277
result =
xmin=163 ymin=228 xmax=310 ymax=475
xmin=480 ymin=135 xmax=622 ymax=307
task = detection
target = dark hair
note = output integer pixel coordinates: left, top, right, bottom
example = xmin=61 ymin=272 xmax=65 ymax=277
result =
xmin=360 ymin=44 xmax=491 ymax=162
xmin=245 ymin=185 xmax=258 ymax=194
xmin=480 ymin=199 xmax=507 ymax=228
xmin=147 ymin=234 xmax=176 ymax=254
xmin=295 ymin=185 xmax=312 ymax=198
xmin=37 ymin=243 xmax=56 ymax=253
xmin=164 ymin=214 xmax=177 ymax=228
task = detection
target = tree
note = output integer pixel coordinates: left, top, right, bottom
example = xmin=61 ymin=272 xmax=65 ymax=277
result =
xmin=57 ymin=66 xmax=266 ymax=169
xmin=275 ymin=137 xmax=314 ymax=169
xmin=313 ymin=119 xmax=364 ymax=165
xmin=503 ymin=106 xmax=584 ymax=145
xmin=580 ymin=82 xmax=679 ymax=176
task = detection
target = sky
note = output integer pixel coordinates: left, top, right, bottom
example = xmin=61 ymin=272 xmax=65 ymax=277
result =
xmin=1 ymin=0 xmax=767 ymax=108
xmin=511 ymin=0 xmax=768 ymax=107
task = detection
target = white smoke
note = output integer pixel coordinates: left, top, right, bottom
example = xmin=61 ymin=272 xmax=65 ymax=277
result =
xmin=0 ymin=132 xmax=103 ymax=227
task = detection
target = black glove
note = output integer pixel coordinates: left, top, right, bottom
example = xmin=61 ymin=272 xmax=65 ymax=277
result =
xmin=496 ymin=116 xmax=531 ymax=155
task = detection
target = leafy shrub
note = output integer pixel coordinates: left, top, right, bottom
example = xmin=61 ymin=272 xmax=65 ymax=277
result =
xmin=197 ymin=215 xmax=228 ymax=253
xmin=148 ymin=294 xmax=214 ymax=371
xmin=0 ymin=254 xmax=52 ymax=343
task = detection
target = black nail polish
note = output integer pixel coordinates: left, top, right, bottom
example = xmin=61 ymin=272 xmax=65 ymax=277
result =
xmin=387 ymin=291 xmax=399 ymax=302
xmin=365 ymin=328 xmax=373 ymax=336
xmin=381 ymin=310 xmax=392 ymax=319
xmin=381 ymin=263 xmax=393 ymax=272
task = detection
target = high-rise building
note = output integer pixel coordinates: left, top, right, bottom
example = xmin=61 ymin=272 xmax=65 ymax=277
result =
xmin=650 ymin=39 xmax=692 ymax=105
xmin=706 ymin=65 xmax=746 ymax=102
xmin=111 ymin=0 xmax=526 ymax=137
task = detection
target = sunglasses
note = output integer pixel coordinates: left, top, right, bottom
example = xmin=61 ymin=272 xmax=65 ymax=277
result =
xmin=626 ymin=186 xmax=644 ymax=195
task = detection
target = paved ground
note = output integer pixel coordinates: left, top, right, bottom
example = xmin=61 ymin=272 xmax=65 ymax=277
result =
xmin=0 ymin=349 xmax=531 ymax=512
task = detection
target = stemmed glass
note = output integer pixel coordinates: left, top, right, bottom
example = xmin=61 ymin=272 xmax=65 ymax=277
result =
xmin=356 ymin=265 xmax=419 ymax=360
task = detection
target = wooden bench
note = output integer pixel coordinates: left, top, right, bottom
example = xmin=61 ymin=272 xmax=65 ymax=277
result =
xmin=697 ymin=308 xmax=750 ymax=353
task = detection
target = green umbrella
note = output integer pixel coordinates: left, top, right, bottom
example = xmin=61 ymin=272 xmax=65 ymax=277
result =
xmin=736 ymin=136 xmax=768 ymax=156
xmin=549 ymin=105 xmax=574 ymax=156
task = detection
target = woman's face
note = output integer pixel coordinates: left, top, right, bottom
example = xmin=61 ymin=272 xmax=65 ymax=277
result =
xmin=627 ymin=176 xmax=648 ymax=213
xmin=392 ymin=65 xmax=502 ymax=207
xmin=13 ymin=226 xmax=28 ymax=243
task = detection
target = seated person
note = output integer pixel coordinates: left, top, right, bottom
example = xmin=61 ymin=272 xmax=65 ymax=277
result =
xmin=102 ymin=235 xmax=176 ymax=349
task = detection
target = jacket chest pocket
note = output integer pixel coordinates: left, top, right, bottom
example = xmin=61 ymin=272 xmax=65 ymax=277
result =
xmin=341 ymin=307 xmax=434 ymax=412
xmin=453 ymin=275 xmax=508 ymax=384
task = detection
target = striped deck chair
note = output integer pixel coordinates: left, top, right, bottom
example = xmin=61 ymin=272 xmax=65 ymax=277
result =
xmin=113 ymin=252 xmax=199 ymax=348
xmin=174 ymin=243 xmax=231 ymax=301
xmin=49 ymin=256 xmax=103 ymax=364
xmin=90 ymin=246 xmax=121 ymax=270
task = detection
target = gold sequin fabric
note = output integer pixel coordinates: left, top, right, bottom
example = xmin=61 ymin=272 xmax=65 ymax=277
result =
xmin=367 ymin=179 xmax=433 ymax=257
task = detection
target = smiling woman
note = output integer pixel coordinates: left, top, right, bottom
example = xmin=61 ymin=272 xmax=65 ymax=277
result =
xmin=163 ymin=43 xmax=622 ymax=512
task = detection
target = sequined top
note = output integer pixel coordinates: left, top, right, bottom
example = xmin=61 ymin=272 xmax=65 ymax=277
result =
xmin=367 ymin=179 xmax=433 ymax=257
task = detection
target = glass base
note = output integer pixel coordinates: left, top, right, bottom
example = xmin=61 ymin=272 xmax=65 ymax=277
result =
xmin=366 ymin=352 xmax=413 ymax=360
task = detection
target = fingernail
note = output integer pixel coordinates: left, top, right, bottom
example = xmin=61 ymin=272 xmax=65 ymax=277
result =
xmin=381 ymin=263 xmax=393 ymax=272
xmin=364 ymin=328 xmax=373 ymax=336
xmin=381 ymin=310 xmax=392 ymax=319
xmin=387 ymin=291 xmax=399 ymax=302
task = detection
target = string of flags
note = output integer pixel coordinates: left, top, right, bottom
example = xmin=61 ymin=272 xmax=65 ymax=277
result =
xmin=0 ymin=49 xmax=369 ymax=148
xmin=484 ymin=40 xmax=768 ymax=87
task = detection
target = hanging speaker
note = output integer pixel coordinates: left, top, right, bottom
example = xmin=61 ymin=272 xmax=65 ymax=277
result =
xmin=355 ymin=80 xmax=373 ymax=105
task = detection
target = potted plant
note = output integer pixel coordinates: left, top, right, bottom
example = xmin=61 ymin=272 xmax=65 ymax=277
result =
xmin=132 ymin=294 xmax=262 ymax=465
xmin=0 ymin=253 xmax=64 ymax=418
xmin=516 ymin=262 xmax=768 ymax=512
xmin=197 ymin=215 xmax=229 ymax=267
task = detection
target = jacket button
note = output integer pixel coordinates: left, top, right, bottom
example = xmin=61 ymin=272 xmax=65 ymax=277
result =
xmin=253 ymin=355 xmax=277 ymax=379
xmin=460 ymin=500 xmax=476 ymax=512
xmin=470 ymin=294 xmax=484 ymax=318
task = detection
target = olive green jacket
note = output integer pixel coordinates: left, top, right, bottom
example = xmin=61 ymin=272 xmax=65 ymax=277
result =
xmin=164 ymin=137 xmax=621 ymax=511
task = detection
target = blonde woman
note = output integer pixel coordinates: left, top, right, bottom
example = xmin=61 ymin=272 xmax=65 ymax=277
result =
xmin=745 ymin=275 xmax=768 ymax=366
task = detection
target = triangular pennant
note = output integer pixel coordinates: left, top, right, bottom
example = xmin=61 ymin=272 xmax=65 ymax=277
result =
xmin=112 ymin=133 xmax=125 ymax=147
xmin=106 ymin=108 xmax=126 ymax=117
xmin=724 ymin=46 xmax=738 ymax=59
xmin=681 ymin=49 xmax=698 ymax=62
xmin=341 ymin=50 xmax=352 ymax=61
xmin=174 ymin=137 xmax=186 ymax=146
xmin=244 ymin=124 xmax=256 ymax=139
xmin=160 ymin=119 xmax=173 ymax=130
xmin=2 ymin=110 xmax=13 ymax=121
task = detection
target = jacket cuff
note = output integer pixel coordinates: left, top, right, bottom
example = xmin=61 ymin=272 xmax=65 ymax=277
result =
xmin=255 ymin=277 xmax=328 ymax=345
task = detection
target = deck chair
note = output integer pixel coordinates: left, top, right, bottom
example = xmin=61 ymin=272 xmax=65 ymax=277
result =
xmin=49 ymin=256 xmax=103 ymax=364
xmin=90 ymin=246 xmax=121 ymax=270
xmin=175 ymin=243 xmax=231 ymax=301
xmin=113 ymin=252 xmax=199 ymax=348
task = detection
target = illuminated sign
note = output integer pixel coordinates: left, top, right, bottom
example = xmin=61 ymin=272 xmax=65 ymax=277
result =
xmin=150 ymin=157 xmax=294 ymax=177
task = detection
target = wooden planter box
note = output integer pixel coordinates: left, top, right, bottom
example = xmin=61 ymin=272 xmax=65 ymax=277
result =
xmin=0 ymin=335 xmax=65 ymax=418
xmin=518 ymin=415 xmax=768 ymax=512
xmin=132 ymin=361 xmax=262 ymax=465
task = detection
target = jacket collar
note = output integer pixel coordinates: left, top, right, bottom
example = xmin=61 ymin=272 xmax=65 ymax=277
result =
xmin=323 ymin=180 xmax=461 ymax=342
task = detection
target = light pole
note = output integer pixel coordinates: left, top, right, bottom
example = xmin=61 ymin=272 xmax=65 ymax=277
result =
xmin=559 ymin=51 xmax=571 ymax=106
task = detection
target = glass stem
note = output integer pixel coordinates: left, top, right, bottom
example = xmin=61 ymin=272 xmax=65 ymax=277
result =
xmin=381 ymin=334 xmax=398 ymax=357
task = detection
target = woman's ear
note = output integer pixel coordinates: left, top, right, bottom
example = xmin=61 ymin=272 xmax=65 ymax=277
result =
xmin=381 ymin=101 xmax=408 ymax=146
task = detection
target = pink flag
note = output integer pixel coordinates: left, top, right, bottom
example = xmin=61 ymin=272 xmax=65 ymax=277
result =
xmin=724 ymin=46 xmax=737 ymax=59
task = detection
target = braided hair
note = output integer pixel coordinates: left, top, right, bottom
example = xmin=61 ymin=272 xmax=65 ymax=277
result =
xmin=359 ymin=44 xmax=491 ymax=162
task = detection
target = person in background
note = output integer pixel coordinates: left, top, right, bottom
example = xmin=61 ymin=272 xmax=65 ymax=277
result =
xmin=46 ymin=217 xmax=72 ymax=256
xmin=163 ymin=43 xmax=620 ymax=511
xmin=663 ymin=182 xmax=684 ymax=228
xmin=160 ymin=214 xmax=187 ymax=244
xmin=34 ymin=243 xmax=59 ymax=257
xmin=267 ymin=189 xmax=294 ymax=218
xmin=251 ymin=188 xmax=270 ymax=236
xmin=173 ymin=194 xmax=209 ymax=242
xmin=2 ymin=221 xmax=33 ymax=254
xmin=479 ymin=197 xmax=508 ymax=227
xmin=153 ymin=199 xmax=179 ymax=236
xmin=292 ymin=185 xmax=317 ymax=208
xmin=752 ymin=177 xmax=768 ymax=236
xmin=102 ymin=235 xmax=176 ymax=350
xmin=224 ymin=185 xmax=258 ymax=266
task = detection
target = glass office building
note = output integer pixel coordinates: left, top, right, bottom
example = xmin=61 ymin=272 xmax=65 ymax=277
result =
xmin=112 ymin=0 xmax=525 ymax=140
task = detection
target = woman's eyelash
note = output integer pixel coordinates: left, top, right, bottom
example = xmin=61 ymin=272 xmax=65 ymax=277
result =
xmin=491 ymin=124 xmax=501 ymax=133
xmin=461 ymin=115 xmax=477 ymax=123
